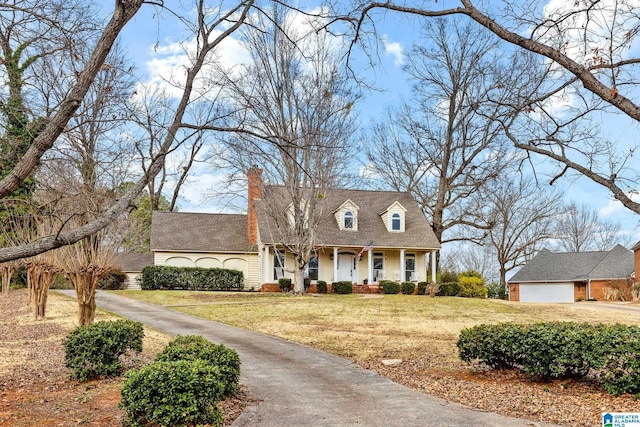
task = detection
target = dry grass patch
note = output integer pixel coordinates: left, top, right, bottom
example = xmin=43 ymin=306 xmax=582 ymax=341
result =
xmin=0 ymin=289 xmax=249 ymax=426
xmin=116 ymin=291 xmax=640 ymax=426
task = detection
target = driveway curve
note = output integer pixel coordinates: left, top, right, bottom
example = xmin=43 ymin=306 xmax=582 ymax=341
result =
xmin=82 ymin=291 xmax=554 ymax=427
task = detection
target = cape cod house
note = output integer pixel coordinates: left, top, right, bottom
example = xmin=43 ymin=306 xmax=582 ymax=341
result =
xmin=147 ymin=168 xmax=441 ymax=290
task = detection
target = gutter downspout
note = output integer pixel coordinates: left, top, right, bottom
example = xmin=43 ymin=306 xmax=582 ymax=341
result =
xmin=587 ymin=279 xmax=591 ymax=300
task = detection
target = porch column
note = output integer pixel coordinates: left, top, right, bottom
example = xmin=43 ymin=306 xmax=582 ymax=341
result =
xmin=400 ymin=248 xmax=405 ymax=282
xmin=367 ymin=249 xmax=373 ymax=285
xmin=263 ymin=245 xmax=270 ymax=283
xmin=333 ymin=247 xmax=339 ymax=282
xmin=431 ymin=249 xmax=437 ymax=283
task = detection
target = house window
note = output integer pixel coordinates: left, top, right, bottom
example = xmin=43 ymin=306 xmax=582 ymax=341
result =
xmin=308 ymin=256 xmax=319 ymax=281
xmin=344 ymin=211 xmax=354 ymax=229
xmin=405 ymin=253 xmax=415 ymax=281
xmin=373 ymin=252 xmax=384 ymax=282
xmin=273 ymin=250 xmax=285 ymax=280
xmin=392 ymin=213 xmax=401 ymax=231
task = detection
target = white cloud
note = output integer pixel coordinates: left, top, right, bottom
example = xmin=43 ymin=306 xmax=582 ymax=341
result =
xmin=383 ymin=36 xmax=404 ymax=67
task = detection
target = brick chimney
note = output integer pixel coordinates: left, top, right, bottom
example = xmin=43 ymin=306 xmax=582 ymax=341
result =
xmin=247 ymin=166 xmax=263 ymax=245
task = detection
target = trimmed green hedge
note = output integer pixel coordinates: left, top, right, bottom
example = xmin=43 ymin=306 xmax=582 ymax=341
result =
xmin=316 ymin=280 xmax=328 ymax=294
xmin=379 ymin=280 xmax=399 ymax=294
xmin=140 ymin=265 xmax=243 ymax=291
xmin=400 ymin=282 xmax=415 ymax=295
xmin=155 ymin=335 xmax=240 ymax=397
xmin=278 ymin=278 xmax=292 ymax=292
xmin=120 ymin=360 xmax=225 ymax=427
xmin=417 ymin=281 xmax=428 ymax=295
xmin=437 ymin=282 xmax=460 ymax=296
xmin=331 ymin=281 xmax=353 ymax=294
xmin=63 ymin=320 xmax=144 ymax=381
xmin=457 ymin=322 xmax=640 ymax=395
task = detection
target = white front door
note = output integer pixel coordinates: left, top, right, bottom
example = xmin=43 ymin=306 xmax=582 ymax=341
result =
xmin=337 ymin=254 xmax=354 ymax=282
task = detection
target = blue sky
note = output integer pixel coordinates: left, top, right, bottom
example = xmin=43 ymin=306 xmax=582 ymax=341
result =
xmin=98 ymin=0 xmax=640 ymax=245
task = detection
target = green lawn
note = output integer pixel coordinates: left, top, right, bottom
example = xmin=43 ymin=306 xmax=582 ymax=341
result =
xmin=113 ymin=290 xmax=640 ymax=362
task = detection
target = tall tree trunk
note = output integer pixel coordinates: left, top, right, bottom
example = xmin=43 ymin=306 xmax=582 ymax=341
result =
xmin=1 ymin=265 xmax=14 ymax=297
xmin=69 ymin=270 xmax=101 ymax=326
xmin=293 ymin=264 xmax=306 ymax=294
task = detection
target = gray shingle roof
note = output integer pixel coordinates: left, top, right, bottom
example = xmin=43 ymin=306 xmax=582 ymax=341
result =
xmin=255 ymin=187 xmax=440 ymax=249
xmin=509 ymin=244 xmax=633 ymax=283
xmin=111 ymin=253 xmax=154 ymax=273
xmin=150 ymin=212 xmax=256 ymax=253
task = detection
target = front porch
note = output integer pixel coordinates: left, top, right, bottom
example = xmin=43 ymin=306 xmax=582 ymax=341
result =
xmin=258 ymin=245 xmax=438 ymax=287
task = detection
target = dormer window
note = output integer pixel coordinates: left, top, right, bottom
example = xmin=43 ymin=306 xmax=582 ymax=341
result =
xmin=392 ymin=213 xmax=401 ymax=231
xmin=380 ymin=201 xmax=407 ymax=232
xmin=334 ymin=199 xmax=359 ymax=231
xmin=344 ymin=211 xmax=354 ymax=229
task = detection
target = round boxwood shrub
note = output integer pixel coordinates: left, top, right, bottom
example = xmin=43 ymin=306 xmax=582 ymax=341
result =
xmin=63 ymin=320 xmax=144 ymax=381
xmin=331 ymin=281 xmax=353 ymax=294
xmin=437 ymin=282 xmax=460 ymax=296
xmin=417 ymin=281 xmax=428 ymax=295
xmin=379 ymin=280 xmax=400 ymax=294
xmin=120 ymin=359 xmax=225 ymax=427
xmin=278 ymin=278 xmax=292 ymax=292
xmin=155 ymin=335 xmax=240 ymax=396
xmin=316 ymin=280 xmax=328 ymax=294
xmin=400 ymin=282 xmax=416 ymax=295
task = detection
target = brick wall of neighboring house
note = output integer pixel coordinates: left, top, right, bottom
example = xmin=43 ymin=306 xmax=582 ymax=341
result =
xmin=247 ymin=167 xmax=263 ymax=245
xmin=590 ymin=279 xmax=633 ymax=301
xmin=509 ymin=283 xmax=519 ymax=302
xmin=574 ymin=282 xmax=587 ymax=301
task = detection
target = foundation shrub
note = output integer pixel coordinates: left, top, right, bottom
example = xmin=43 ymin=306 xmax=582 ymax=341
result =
xmin=140 ymin=265 xmax=243 ymax=291
xmin=400 ymin=281 xmax=415 ymax=295
xmin=63 ymin=320 xmax=144 ymax=381
xmin=120 ymin=359 xmax=225 ymax=427
xmin=316 ymin=280 xmax=327 ymax=294
xmin=97 ymin=268 xmax=127 ymax=290
xmin=154 ymin=335 xmax=240 ymax=397
xmin=332 ymin=281 xmax=353 ymax=294
xmin=278 ymin=278 xmax=292 ymax=292
xmin=417 ymin=281 xmax=428 ymax=295
xmin=379 ymin=280 xmax=400 ymax=294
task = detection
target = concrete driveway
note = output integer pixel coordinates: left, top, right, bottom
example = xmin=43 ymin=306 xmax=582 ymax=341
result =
xmin=72 ymin=290 xmax=555 ymax=427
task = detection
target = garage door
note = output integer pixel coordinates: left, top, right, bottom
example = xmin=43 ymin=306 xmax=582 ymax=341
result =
xmin=519 ymin=283 xmax=575 ymax=303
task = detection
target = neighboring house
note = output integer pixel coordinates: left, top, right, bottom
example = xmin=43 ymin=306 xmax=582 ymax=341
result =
xmin=111 ymin=253 xmax=154 ymax=290
xmin=508 ymin=244 xmax=634 ymax=303
xmin=149 ymin=168 xmax=441 ymax=290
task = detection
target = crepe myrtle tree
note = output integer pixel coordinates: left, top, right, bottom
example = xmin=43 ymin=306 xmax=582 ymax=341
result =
xmin=347 ymin=0 xmax=640 ymax=216
xmin=216 ymin=4 xmax=359 ymax=293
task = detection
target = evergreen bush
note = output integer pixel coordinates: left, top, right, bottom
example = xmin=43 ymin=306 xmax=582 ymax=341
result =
xmin=140 ymin=265 xmax=243 ymax=291
xmin=120 ymin=360 xmax=225 ymax=427
xmin=63 ymin=320 xmax=144 ymax=381
xmin=316 ymin=280 xmax=327 ymax=294
xmin=417 ymin=281 xmax=428 ymax=295
xmin=331 ymin=281 xmax=353 ymax=294
xmin=155 ymin=335 xmax=240 ymax=396
xmin=379 ymin=280 xmax=399 ymax=294
xmin=437 ymin=282 xmax=460 ymax=296
xmin=400 ymin=281 xmax=415 ymax=295
xmin=278 ymin=278 xmax=292 ymax=292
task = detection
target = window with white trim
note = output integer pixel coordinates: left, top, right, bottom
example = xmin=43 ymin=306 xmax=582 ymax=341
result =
xmin=392 ymin=213 xmax=401 ymax=231
xmin=344 ymin=211 xmax=354 ymax=229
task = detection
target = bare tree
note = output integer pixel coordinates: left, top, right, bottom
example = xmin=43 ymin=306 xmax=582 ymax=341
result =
xmin=481 ymin=178 xmax=564 ymax=292
xmin=350 ymin=0 xmax=640 ymax=216
xmin=364 ymin=18 xmax=535 ymax=266
xmin=0 ymin=0 xmax=256 ymax=263
xmin=554 ymin=202 xmax=631 ymax=252
xmin=218 ymin=4 xmax=359 ymax=293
